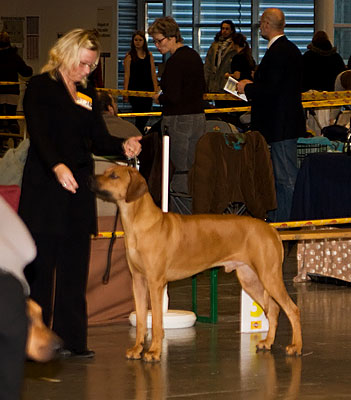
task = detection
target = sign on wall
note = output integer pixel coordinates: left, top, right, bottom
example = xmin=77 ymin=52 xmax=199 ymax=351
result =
xmin=97 ymin=7 xmax=112 ymax=56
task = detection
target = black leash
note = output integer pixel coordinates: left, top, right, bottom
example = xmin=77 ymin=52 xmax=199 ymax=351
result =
xmin=101 ymin=156 xmax=139 ymax=284
xmin=102 ymin=206 xmax=119 ymax=284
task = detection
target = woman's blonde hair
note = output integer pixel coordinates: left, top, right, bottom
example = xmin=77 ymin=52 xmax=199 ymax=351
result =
xmin=42 ymin=28 xmax=100 ymax=87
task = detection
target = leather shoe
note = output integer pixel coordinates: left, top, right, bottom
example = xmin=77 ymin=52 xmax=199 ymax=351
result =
xmin=59 ymin=349 xmax=95 ymax=359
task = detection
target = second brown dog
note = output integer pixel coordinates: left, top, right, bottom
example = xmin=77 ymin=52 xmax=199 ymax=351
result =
xmin=91 ymin=165 xmax=302 ymax=362
xmin=26 ymin=299 xmax=62 ymax=362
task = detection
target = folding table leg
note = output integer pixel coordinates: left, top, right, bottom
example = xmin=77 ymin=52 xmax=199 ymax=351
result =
xmin=192 ymin=267 xmax=219 ymax=323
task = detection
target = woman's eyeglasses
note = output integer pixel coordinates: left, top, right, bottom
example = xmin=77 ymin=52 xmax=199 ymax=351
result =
xmin=79 ymin=61 xmax=98 ymax=72
xmin=153 ymin=37 xmax=167 ymax=45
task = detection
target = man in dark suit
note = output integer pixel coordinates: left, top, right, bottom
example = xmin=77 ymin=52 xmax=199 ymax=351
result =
xmin=237 ymin=8 xmax=306 ymax=222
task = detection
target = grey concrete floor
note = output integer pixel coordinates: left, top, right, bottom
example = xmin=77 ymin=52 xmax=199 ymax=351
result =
xmin=22 ymin=246 xmax=351 ymax=399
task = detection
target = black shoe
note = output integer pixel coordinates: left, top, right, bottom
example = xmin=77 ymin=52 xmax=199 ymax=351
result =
xmin=59 ymin=349 xmax=95 ymax=359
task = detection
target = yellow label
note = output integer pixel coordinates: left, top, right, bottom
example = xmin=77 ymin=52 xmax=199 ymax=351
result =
xmin=250 ymin=301 xmax=264 ymax=317
xmin=76 ymin=92 xmax=92 ymax=110
xmin=251 ymin=321 xmax=262 ymax=330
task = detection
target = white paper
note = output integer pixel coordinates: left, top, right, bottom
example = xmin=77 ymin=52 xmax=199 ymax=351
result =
xmin=224 ymin=76 xmax=248 ymax=102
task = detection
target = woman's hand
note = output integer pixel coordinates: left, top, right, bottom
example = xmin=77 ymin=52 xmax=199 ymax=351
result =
xmin=123 ymin=136 xmax=142 ymax=158
xmin=236 ymin=79 xmax=252 ymax=94
xmin=52 ymin=163 xmax=79 ymax=194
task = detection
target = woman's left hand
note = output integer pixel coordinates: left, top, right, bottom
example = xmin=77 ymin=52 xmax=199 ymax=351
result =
xmin=123 ymin=136 xmax=142 ymax=158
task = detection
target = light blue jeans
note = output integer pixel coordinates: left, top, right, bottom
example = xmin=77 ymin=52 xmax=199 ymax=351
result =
xmin=268 ymin=138 xmax=298 ymax=223
xmin=162 ymin=113 xmax=206 ymax=194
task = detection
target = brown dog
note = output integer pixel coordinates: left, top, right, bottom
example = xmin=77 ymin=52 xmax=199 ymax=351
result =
xmin=91 ymin=165 xmax=302 ymax=362
xmin=26 ymin=299 xmax=62 ymax=362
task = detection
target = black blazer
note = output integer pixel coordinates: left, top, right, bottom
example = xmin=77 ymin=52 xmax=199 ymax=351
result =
xmin=19 ymin=72 xmax=124 ymax=235
xmin=245 ymin=36 xmax=306 ymax=143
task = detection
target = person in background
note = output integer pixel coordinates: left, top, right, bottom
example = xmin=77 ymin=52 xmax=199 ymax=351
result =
xmin=302 ymin=30 xmax=345 ymax=92
xmin=0 ymin=31 xmax=32 ymax=134
xmin=148 ymin=16 xmax=206 ymax=199
xmin=223 ymin=32 xmax=256 ymax=127
xmin=19 ymin=28 xmax=141 ymax=359
xmin=97 ymin=90 xmax=141 ymax=139
xmin=124 ymin=30 xmax=158 ymax=134
xmin=225 ymin=32 xmax=256 ymax=81
xmin=204 ymin=20 xmax=236 ymax=95
xmin=237 ymin=8 xmax=306 ymax=223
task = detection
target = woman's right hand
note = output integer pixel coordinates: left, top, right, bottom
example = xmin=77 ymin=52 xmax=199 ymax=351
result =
xmin=52 ymin=163 xmax=79 ymax=193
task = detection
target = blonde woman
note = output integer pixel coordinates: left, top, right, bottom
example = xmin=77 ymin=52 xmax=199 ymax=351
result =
xmin=19 ymin=28 xmax=141 ymax=358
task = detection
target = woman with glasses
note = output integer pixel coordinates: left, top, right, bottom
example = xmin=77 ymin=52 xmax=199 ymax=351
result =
xmin=19 ymin=28 xmax=141 ymax=358
xmin=124 ymin=31 xmax=158 ymax=134
xmin=148 ymin=17 xmax=206 ymax=199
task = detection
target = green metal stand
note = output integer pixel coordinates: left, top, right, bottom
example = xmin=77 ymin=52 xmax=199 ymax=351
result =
xmin=192 ymin=267 xmax=219 ymax=323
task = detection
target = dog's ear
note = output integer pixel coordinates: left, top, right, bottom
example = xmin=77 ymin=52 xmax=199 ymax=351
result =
xmin=126 ymin=168 xmax=148 ymax=203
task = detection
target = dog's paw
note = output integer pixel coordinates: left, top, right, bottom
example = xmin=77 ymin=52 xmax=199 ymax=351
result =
xmin=256 ymin=339 xmax=272 ymax=352
xmin=285 ymin=344 xmax=302 ymax=356
xmin=143 ymin=350 xmax=161 ymax=363
xmin=126 ymin=345 xmax=143 ymax=360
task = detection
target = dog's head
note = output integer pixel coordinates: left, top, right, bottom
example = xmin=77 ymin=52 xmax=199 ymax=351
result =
xmin=26 ymin=299 xmax=62 ymax=362
xmin=90 ymin=165 xmax=149 ymax=204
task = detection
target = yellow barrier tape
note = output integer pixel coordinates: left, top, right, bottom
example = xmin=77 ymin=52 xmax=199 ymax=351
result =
xmin=301 ymin=90 xmax=351 ymax=101
xmin=116 ymin=107 xmax=251 ymax=117
xmin=0 ymin=116 xmax=25 ymax=120
xmin=93 ymin=218 xmax=351 ymax=239
xmin=92 ymin=231 xmax=125 ymax=239
xmin=0 ymin=98 xmax=346 ymax=120
xmin=98 ymin=87 xmax=351 ymax=102
xmin=99 ymin=88 xmax=241 ymax=101
xmin=270 ymin=217 xmax=351 ymax=229
xmin=2 ymin=82 xmax=351 ymax=101
xmin=0 ymin=81 xmax=22 ymax=85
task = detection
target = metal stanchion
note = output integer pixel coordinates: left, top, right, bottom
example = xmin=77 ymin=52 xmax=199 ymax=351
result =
xmin=129 ymin=133 xmax=196 ymax=329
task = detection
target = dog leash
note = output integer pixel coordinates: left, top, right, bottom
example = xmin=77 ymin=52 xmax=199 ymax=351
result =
xmin=102 ymin=156 xmax=139 ymax=284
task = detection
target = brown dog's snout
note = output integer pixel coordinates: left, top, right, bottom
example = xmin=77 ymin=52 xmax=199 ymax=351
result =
xmin=26 ymin=299 xmax=63 ymax=362
xmin=89 ymin=175 xmax=116 ymax=203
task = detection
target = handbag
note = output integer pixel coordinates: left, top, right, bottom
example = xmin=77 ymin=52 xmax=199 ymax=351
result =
xmin=321 ymin=111 xmax=349 ymax=142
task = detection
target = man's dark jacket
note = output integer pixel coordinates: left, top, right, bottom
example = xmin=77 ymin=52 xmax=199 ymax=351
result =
xmin=244 ymin=36 xmax=306 ymax=143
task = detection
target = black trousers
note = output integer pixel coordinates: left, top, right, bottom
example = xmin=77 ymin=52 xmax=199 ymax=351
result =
xmin=129 ymin=96 xmax=153 ymax=134
xmin=0 ymin=272 xmax=27 ymax=400
xmin=25 ymin=229 xmax=91 ymax=353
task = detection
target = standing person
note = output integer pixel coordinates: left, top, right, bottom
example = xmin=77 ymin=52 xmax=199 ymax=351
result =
xmin=237 ymin=8 xmax=306 ymax=222
xmin=19 ymin=28 xmax=141 ymax=358
xmin=124 ymin=31 xmax=158 ymax=134
xmin=204 ymin=20 xmax=236 ymax=95
xmin=0 ymin=31 xmax=32 ymax=133
xmin=224 ymin=32 xmax=256 ymax=127
xmin=225 ymin=33 xmax=256 ymax=81
xmin=302 ymin=31 xmax=345 ymax=92
xmin=148 ymin=16 xmax=206 ymax=196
